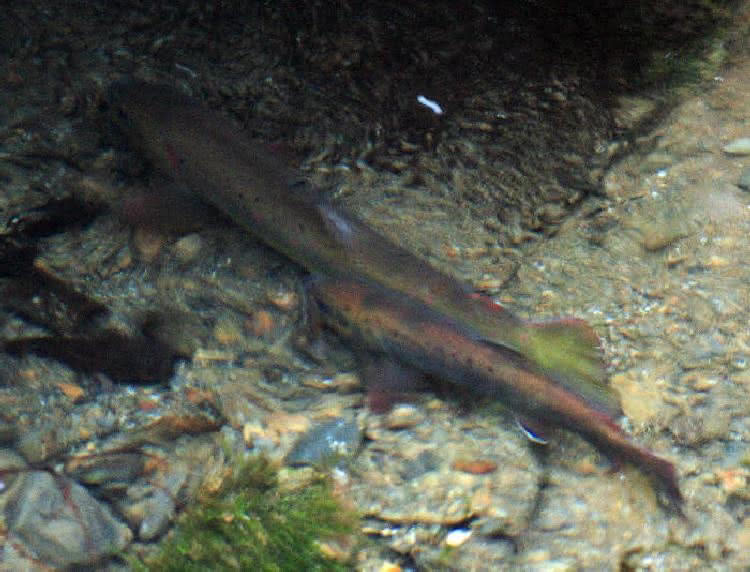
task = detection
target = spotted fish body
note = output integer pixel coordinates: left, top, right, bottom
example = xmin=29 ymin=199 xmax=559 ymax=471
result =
xmin=109 ymin=80 xmax=608 ymax=401
xmin=310 ymin=275 xmax=682 ymax=505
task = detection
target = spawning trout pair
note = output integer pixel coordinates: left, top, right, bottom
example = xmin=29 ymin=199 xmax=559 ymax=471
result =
xmin=109 ymin=80 xmax=681 ymax=503
xmin=109 ymin=80 xmax=607 ymax=402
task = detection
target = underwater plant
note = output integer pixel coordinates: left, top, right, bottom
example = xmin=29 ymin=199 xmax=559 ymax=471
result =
xmin=130 ymin=456 xmax=358 ymax=571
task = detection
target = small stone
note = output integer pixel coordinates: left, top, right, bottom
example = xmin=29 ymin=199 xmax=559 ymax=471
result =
xmin=683 ymin=373 xmax=718 ymax=391
xmin=301 ymin=372 xmax=361 ymax=391
xmin=0 ymin=448 xmax=28 ymax=493
xmin=738 ymin=168 xmax=750 ymax=191
xmin=706 ymin=255 xmax=729 ymax=268
xmin=131 ymin=228 xmax=166 ymax=261
xmin=716 ymin=468 xmax=749 ymax=495
xmin=213 ymin=316 xmax=244 ymax=345
xmin=463 ymin=246 xmax=488 ymax=259
xmin=172 ymin=233 xmax=203 ymax=263
xmin=610 ymin=371 xmax=668 ymax=426
xmin=451 ymin=459 xmax=498 ymax=475
xmin=249 ymin=309 xmax=275 ymax=337
xmin=723 ymin=137 xmax=750 ymax=155
xmin=474 ymin=277 xmax=502 ymax=292
xmin=266 ymin=288 xmax=299 ymax=311
xmin=266 ymin=412 xmax=311 ymax=435
xmin=637 ymin=221 xmax=687 ymax=251
xmin=444 ymin=528 xmax=472 ymax=547
xmin=138 ymin=489 xmax=175 ymax=540
xmin=536 ymin=203 xmax=566 ymax=224
xmin=385 ymin=404 xmax=425 ymax=429
xmin=286 ymin=417 xmax=361 ymax=466
xmin=55 ymin=381 xmax=86 ymax=402
xmin=64 ymin=452 xmax=145 ymax=485
xmin=183 ymin=387 xmax=216 ymax=406
xmin=192 ymin=348 xmax=236 ymax=365
xmin=243 ymin=421 xmax=264 ymax=447
xmin=317 ymin=535 xmax=355 ymax=562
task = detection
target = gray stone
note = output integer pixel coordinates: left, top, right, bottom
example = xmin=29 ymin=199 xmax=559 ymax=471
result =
xmin=4 ymin=471 xmax=132 ymax=567
xmin=286 ymin=417 xmax=361 ymax=466
xmin=723 ymin=137 xmax=750 ymax=155
xmin=737 ymin=167 xmax=750 ymax=191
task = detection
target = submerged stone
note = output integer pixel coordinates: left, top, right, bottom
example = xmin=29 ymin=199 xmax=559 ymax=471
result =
xmin=723 ymin=137 xmax=750 ymax=155
xmin=286 ymin=417 xmax=361 ymax=466
xmin=4 ymin=471 xmax=132 ymax=567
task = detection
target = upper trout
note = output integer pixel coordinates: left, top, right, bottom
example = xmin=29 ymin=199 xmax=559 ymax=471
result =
xmin=109 ymin=80 xmax=609 ymax=406
xmin=309 ymin=275 xmax=682 ymax=505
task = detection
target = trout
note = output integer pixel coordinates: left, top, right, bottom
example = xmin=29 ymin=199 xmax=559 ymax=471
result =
xmin=109 ymin=80 xmax=609 ymax=404
xmin=309 ymin=275 xmax=682 ymax=505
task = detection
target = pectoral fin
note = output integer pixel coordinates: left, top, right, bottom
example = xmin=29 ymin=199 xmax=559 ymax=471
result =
xmin=515 ymin=416 xmax=550 ymax=445
xmin=360 ymin=354 xmax=424 ymax=413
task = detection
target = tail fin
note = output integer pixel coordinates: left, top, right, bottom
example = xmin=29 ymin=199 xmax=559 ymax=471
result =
xmin=522 ymin=318 xmax=620 ymax=417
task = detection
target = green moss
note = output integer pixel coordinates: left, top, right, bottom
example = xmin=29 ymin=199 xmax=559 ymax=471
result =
xmin=132 ymin=457 xmax=357 ymax=571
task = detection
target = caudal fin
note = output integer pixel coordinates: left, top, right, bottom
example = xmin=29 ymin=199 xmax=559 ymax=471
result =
xmin=522 ymin=319 xmax=620 ymax=417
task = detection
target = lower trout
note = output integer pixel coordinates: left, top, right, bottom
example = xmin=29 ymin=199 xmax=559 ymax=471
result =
xmin=108 ymin=80 xmax=610 ymax=406
xmin=309 ymin=275 xmax=682 ymax=505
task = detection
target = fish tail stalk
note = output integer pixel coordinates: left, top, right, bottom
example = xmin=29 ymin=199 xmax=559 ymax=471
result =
xmin=492 ymin=350 xmax=681 ymax=506
xmin=583 ymin=413 xmax=683 ymax=506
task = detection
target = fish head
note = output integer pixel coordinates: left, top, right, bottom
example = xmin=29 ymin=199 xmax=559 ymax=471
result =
xmin=107 ymin=80 xmax=196 ymax=175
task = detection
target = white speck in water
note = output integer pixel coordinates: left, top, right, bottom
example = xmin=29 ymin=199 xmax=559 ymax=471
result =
xmin=656 ymin=169 xmax=668 ymax=178
xmin=319 ymin=205 xmax=355 ymax=244
xmin=417 ymin=95 xmax=444 ymax=115
xmin=174 ymin=63 xmax=198 ymax=78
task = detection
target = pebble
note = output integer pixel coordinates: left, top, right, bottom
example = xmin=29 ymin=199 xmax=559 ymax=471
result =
xmin=172 ymin=233 xmax=203 ymax=263
xmin=286 ymin=417 xmax=361 ymax=466
xmin=301 ymin=372 xmax=362 ymax=392
xmin=384 ymin=404 xmax=425 ymax=429
xmin=266 ymin=287 xmax=299 ymax=311
xmin=131 ymin=227 xmax=166 ymax=261
xmin=444 ymin=528 xmax=472 ymax=547
xmin=451 ymin=458 xmax=498 ymax=475
xmin=64 ymin=452 xmax=145 ymax=485
xmin=0 ymin=448 xmax=28 ymax=493
xmin=738 ymin=167 xmax=750 ymax=191
xmin=682 ymin=372 xmax=718 ymax=391
xmin=723 ymin=137 xmax=750 ymax=155
xmin=55 ymin=381 xmax=86 ymax=402
xmin=248 ymin=309 xmax=275 ymax=337
xmin=213 ymin=315 xmax=245 ymax=345
xmin=610 ymin=371 xmax=672 ymax=426
xmin=118 ymin=485 xmax=176 ymax=540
